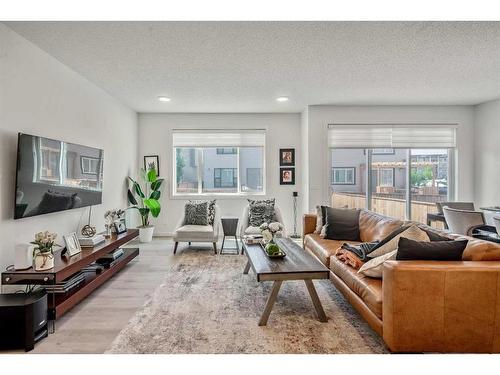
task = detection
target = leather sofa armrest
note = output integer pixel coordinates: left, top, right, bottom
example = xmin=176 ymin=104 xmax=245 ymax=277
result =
xmin=382 ymin=260 xmax=500 ymax=353
xmin=303 ymin=214 xmax=317 ymax=237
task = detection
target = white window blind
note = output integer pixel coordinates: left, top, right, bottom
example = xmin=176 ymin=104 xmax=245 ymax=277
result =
xmin=328 ymin=124 xmax=456 ymax=148
xmin=172 ymin=129 xmax=266 ymax=147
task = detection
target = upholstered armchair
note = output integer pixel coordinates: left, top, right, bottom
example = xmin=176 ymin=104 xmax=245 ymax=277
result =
xmin=239 ymin=203 xmax=286 ymax=239
xmin=173 ymin=204 xmax=221 ymax=254
xmin=442 ymin=206 xmax=486 ymax=236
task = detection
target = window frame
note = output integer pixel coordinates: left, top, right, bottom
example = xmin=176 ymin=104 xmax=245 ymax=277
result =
xmin=80 ymin=156 xmax=100 ymax=175
xmin=329 ymin=147 xmax=455 ymax=220
xmin=214 ymin=167 xmax=237 ymax=188
xmin=172 ymin=146 xmax=266 ymax=197
xmin=331 ymin=167 xmax=356 ymax=185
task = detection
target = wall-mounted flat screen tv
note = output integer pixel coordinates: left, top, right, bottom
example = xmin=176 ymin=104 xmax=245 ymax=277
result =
xmin=15 ymin=133 xmax=103 ymax=219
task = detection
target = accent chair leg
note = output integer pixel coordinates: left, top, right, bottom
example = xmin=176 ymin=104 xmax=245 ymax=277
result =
xmin=188 ymin=241 xmax=191 ymax=246
xmin=213 ymin=242 xmax=217 ymax=254
xmin=173 ymin=242 xmax=178 ymax=255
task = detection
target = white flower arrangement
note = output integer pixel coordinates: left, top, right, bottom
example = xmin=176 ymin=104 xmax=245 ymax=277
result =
xmin=30 ymin=231 xmax=60 ymax=254
xmin=260 ymin=222 xmax=284 ymax=242
xmin=104 ymin=209 xmax=125 ymax=226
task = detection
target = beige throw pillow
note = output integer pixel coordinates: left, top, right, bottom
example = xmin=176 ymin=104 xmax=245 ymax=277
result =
xmin=367 ymin=225 xmax=430 ymax=259
xmin=358 ymin=249 xmax=398 ymax=278
xmin=314 ymin=205 xmax=323 ymax=234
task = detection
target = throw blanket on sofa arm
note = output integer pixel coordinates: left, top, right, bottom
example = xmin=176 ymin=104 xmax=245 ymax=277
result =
xmin=340 ymin=241 xmax=380 ymax=261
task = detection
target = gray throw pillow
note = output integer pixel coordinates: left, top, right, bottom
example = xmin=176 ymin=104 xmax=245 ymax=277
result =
xmin=185 ymin=201 xmax=209 ymax=225
xmin=248 ymin=198 xmax=275 ymax=227
xmin=323 ymin=207 xmax=361 ymax=241
xmin=207 ymin=199 xmax=216 ymax=226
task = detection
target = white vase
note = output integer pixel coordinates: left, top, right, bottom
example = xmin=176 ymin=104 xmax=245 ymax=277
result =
xmin=139 ymin=226 xmax=155 ymax=243
xmin=34 ymin=252 xmax=54 ymax=271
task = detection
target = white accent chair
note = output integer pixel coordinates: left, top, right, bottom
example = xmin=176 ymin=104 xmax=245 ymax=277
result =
xmin=173 ymin=204 xmax=220 ymax=254
xmin=239 ymin=203 xmax=286 ymax=240
xmin=442 ymin=206 xmax=486 ymax=236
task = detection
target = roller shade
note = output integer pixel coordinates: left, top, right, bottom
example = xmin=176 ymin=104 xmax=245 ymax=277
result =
xmin=172 ymin=129 xmax=266 ymax=147
xmin=328 ymin=124 xmax=456 ymax=148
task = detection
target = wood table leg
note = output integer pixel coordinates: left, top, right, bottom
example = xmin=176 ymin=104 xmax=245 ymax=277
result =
xmin=243 ymin=260 xmax=251 ymax=274
xmin=304 ymin=279 xmax=327 ymax=322
xmin=258 ymin=280 xmax=283 ymax=326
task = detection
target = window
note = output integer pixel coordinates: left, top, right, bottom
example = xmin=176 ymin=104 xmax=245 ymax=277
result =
xmin=214 ymin=168 xmax=237 ymax=188
xmin=216 ymin=148 xmax=237 ymax=154
xmin=332 ymin=167 xmax=355 ymax=185
xmin=80 ymin=156 xmax=100 ymax=174
xmin=378 ymin=168 xmax=394 ymax=187
xmin=175 ymin=148 xmax=199 ymax=194
xmin=328 ymin=124 xmax=456 ymax=223
xmin=173 ymin=130 xmax=265 ymax=195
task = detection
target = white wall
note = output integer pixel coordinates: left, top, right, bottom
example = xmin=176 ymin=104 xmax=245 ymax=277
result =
xmin=304 ymin=105 xmax=476 ymax=212
xmin=474 ymin=98 xmax=500 ymax=208
xmin=0 ymin=24 xmax=138 ymax=273
xmin=138 ymin=113 xmax=301 ymax=236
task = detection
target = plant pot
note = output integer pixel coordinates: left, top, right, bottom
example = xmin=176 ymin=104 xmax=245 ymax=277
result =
xmin=34 ymin=252 xmax=54 ymax=271
xmin=139 ymin=226 xmax=155 ymax=243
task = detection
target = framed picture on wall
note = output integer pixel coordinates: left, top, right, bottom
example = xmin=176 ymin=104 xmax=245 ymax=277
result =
xmin=144 ymin=155 xmax=160 ymax=176
xmin=280 ymin=168 xmax=295 ymax=185
xmin=279 ymin=148 xmax=295 ymax=166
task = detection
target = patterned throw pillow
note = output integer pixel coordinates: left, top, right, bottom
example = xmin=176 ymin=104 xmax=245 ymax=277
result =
xmin=185 ymin=201 xmax=209 ymax=225
xmin=207 ymin=200 xmax=216 ymax=226
xmin=248 ymin=198 xmax=275 ymax=227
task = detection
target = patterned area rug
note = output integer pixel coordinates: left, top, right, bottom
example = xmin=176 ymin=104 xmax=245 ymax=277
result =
xmin=106 ymin=249 xmax=388 ymax=354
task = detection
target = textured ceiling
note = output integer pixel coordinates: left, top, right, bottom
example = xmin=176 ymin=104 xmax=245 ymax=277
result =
xmin=5 ymin=21 xmax=500 ymax=112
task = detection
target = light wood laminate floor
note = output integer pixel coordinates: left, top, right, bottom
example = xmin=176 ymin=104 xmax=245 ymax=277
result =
xmin=28 ymin=237 xmax=202 ymax=354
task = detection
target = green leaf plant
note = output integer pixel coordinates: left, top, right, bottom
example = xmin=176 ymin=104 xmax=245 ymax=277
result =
xmin=127 ymin=166 xmax=164 ymax=228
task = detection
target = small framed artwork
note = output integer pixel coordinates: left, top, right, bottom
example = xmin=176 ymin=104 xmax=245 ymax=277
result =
xmin=114 ymin=219 xmax=127 ymax=235
xmin=279 ymin=148 xmax=295 ymax=166
xmin=63 ymin=232 xmax=82 ymax=257
xmin=144 ymin=155 xmax=160 ymax=176
xmin=280 ymin=168 xmax=295 ymax=185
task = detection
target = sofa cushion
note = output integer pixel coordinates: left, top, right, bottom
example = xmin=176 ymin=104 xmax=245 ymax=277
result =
xmin=174 ymin=225 xmax=214 ymax=241
xmin=368 ymin=225 xmax=430 ymax=259
xmin=460 ymin=237 xmax=500 ymax=261
xmin=396 ymin=237 xmax=468 ymax=261
xmin=329 ymin=256 xmax=383 ymax=319
xmin=304 ymin=233 xmax=360 ymax=267
xmin=323 ymin=207 xmax=361 ymax=241
xmin=358 ymin=249 xmax=398 ymax=278
xmin=359 ymin=209 xmax=404 ymax=243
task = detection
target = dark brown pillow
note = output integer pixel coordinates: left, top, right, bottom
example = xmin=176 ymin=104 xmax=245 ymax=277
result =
xmin=421 ymin=228 xmax=453 ymax=242
xmin=323 ymin=207 xmax=361 ymax=241
xmin=396 ymin=237 xmax=468 ymax=261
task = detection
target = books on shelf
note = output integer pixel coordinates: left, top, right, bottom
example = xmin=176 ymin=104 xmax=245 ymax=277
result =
xmin=43 ymin=272 xmax=86 ymax=294
xmin=95 ymin=248 xmax=124 ymax=268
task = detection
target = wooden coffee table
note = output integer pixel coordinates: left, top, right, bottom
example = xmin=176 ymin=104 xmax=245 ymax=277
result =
xmin=242 ymin=237 xmax=329 ymax=326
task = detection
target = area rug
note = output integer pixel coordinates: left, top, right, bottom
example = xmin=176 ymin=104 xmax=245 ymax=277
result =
xmin=106 ymin=249 xmax=388 ymax=354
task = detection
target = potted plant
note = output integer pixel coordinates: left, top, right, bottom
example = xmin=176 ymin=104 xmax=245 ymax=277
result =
xmin=31 ymin=231 xmax=60 ymax=271
xmin=127 ymin=167 xmax=163 ymax=243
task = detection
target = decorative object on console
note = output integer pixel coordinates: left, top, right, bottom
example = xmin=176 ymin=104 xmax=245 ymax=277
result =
xmin=104 ymin=208 xmax=125 ymax=237
xmin=144 ymin=155 xmax=160 ymax=177
xmin=279 ymin=167 xmax=295 ymax=185
xmin=63 ymin=232 xmax=82 ymax=257
xmin=78 ymin=234 xmax=105 ymax=248
xmin=114 ymin=219 xmax=127 ymax=235
xmin=290 ymin=191 xmax=300 ymax=238
xmin=81 ymin=206 xmax=97 ymax=238
xmin=14 ymin=243 xmax=34 ymax=270
xmin=279 ymin=148 xmax=295 ymax=166
xmin=127 ymin=167 xmax=164 ymax=243
xmin=30 ymin=231 xmax=60 ymax=271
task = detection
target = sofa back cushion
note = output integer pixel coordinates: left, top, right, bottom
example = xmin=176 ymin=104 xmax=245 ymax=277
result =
xmin=358 ymin=210 xmax=404 ymax=243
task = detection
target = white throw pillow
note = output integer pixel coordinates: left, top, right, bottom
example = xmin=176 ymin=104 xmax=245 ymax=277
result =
xmin=367 ymin=225 xmax=430 ymax=259
xmin=358 ymin=249 xmax=398 ymax=278
xmin=314 ymin=205 xmax=324 ymax=234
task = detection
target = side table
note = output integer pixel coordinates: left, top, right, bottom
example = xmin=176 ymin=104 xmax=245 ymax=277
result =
xmin=221 ymin=217 xmax=240 ymax=254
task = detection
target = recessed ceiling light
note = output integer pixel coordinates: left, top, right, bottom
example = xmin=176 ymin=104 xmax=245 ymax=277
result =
xmin=157 ymin=96 xmax=171 ymax=102
xmin=276 ymin=96 xmax=289 ymax=102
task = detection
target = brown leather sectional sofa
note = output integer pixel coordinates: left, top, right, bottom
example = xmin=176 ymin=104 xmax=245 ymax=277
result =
xmin=303 ymin=209 xmax=500 ymax=353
